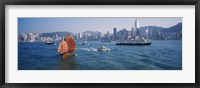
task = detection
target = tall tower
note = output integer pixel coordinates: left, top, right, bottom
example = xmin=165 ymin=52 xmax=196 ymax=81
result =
xmin=145 ymin=27 xmax=149 ymax=39
xmin=113 ymin=28 xmax=117 ymax=40
xmin=106 ymin=31 xmax=110 ymax=40
xmin=135 ymin=18 xmax=140 ymax=36
xmin=131 ymin=27 xmax=135 ymax=36
xmin=78 ymin=33 xmax=82 ymax=40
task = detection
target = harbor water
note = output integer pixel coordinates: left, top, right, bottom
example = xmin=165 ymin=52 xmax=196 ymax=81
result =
xmin=18 ymin=40 xmax=182 ymax=70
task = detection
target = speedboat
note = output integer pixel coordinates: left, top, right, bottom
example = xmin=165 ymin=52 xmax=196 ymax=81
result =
xmin=82 ymin=41 xmax=89 ymax=45
xmin=46 ymin=41 xmax=54 ymax=45
xmin=97 ymin=46 xmax=110 ymax=52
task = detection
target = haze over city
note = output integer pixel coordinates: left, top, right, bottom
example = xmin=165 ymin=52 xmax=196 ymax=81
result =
xmin=18 ymin=17 xmax=182 ymax=34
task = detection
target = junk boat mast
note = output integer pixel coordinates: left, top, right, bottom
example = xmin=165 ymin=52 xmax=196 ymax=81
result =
xmin=57 ymin=35 xmax=77 ymax=59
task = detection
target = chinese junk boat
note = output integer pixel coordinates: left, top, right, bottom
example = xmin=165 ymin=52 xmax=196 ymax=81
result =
xmin=57 ymin=35 xmax=77 ymax=59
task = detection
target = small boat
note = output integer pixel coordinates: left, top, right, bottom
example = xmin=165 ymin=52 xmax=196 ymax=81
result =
xmin=97 ymin=46 xmax=110 ymax=52
xmin=46 ymin=41 xmax=54 ymax=45
xmin=82 ymin=41 xmax=89 ymax=45
xmin=57 ymin=35 xmax=77 ymax=59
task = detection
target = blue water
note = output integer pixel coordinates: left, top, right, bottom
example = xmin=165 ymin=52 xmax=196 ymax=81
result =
xmin=18 ymin=40 xmax=182 ymax=70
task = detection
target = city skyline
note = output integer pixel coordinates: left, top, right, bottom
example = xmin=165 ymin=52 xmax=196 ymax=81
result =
xmin=18 ymin=18 xmax=182 ymax=43
xmin=18 ymin=17 xmax=182 ymax=34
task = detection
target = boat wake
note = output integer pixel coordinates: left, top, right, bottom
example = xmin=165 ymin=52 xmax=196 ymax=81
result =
xmin=78 ymin=47 xmax=97 ymax=52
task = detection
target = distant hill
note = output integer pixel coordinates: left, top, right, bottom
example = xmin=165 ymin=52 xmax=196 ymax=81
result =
xmin=139 ymin=22 xmax=182 ymax=39
xmin=40 ymin=31 xmax=74 ymax=37
xmin=140 ymin=22 xmax=182 ymax=33
xmin=163 ymin=23 xmax=182 ymax=33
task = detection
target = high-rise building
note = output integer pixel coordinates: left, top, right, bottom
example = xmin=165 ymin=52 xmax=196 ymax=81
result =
xmin=27 ymin=33 xmax=36 ymax=42
xmin=118 ymin=30 xmax=123 ymax=40
xmin=78 ymin=33 xmax=82 ymax=40
xmin=55 ymin=34 xmax=60 ymax=41
xmin=131 ymin=27 xmax=136 ymax=37
xmin=113 ymin=28 xmax=117 ymax=40
xmin=96 ymin=31 xmax=102 ymax=40
xmin=122 ymin=29 xmax=128 ymax=40
xmin=145 ymin=27 xmax=149 ymax=39
xmin=135 ymin=19 xmax=140 ymax=36
xmin=106 ymin=31 xmax=110 ymax=40
xmin=18 ymin=33 xmax=28 ymax=42
xmin=107 ymin=31 xmax=109 ymax=35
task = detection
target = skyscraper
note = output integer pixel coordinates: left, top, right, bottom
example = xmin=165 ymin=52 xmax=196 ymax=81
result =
xmin=105 ymin=31 xmax=110 ymax=40
xmin=135 ymin=19 xmax=140 ymax=36
xmin=78 ymin=33 xmax=82 ymax=40
xmin=145 ymin=27 xmax=149 ymax=39
xmin=113 ymin=28 xmax=117 ymax=40
xmin=122 ymin=29 xmax=128 ymax=40
xmin=131 ymin=27 xmax=136 ymax=37
xmin=118 ymin=30 xmax=123 ymax=40
xmin=107 ymin=31 xmax=109 ymax=35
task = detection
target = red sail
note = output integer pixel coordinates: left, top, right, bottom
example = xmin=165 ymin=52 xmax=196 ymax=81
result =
xmin=66 ymin=35 xmax=77 ymax=51
xmin=57 ymin=40 xmax=68 ymax=53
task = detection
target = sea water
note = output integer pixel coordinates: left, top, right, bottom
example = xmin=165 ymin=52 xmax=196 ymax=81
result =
xmin=18 ymin=40 xmax=182 ymax=70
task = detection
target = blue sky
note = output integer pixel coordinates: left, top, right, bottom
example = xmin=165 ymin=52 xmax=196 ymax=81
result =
xmin=18 ymin=17 xmax=182 ymax=34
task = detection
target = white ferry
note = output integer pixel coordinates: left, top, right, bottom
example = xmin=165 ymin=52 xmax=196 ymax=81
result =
xmin=116 ymin=36 xmax=152 ymax=45
xmin=116 ymin=39 xmax=151 ymax=45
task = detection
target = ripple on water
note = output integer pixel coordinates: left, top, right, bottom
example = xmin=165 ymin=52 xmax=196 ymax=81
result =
xmin=18 ymin=40 xmax=182 ymax=70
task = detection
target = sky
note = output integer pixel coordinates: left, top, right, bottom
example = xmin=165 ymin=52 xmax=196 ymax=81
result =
xmin=18 ymin=17 xmax=182 ymax=34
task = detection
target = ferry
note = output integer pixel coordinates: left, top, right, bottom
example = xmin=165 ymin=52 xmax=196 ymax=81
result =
xmin=101 ymin=40 xmax=111 ymax=42
xmin=116 ymin=39 xmax=151 ymax=45
xmin=116 ymin=36 xmax=152 ymax=45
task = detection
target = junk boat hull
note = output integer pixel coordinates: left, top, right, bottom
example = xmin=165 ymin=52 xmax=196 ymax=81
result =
xmin=61 ymin=53 xmax=75 ymax=59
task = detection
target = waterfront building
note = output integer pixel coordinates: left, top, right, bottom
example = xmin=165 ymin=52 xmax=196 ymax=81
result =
xmin=131 ymin=27 xmax=136 ymax=37
xmin=55 ymin=34 xmax=60 ymax=41
xmin=18 ymin=33 xmax=28 ymax=42
xmin=135 ymin=18 xmax=140 ymax=36
xmin=78 ymin=33 xmax=82 ymax=40
xmin=96 ymin=31 xmax=102 ymax=40
xmin=113 ymin=28 xmax=118 ymax=40
xmin=122 ymin=29 xmax=128 ymax=40
xmin=145 ymin=27 xmax=149 ymax=39
xmin=157 ymin=29 xmax=162 ymax=40
xmin=27 ymin=33 xmax=36 ymax=42
xmin=117 ymin=30 xmax=123 ymax=40
xmin=107 ymin=31 xmax=109 ymax=36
